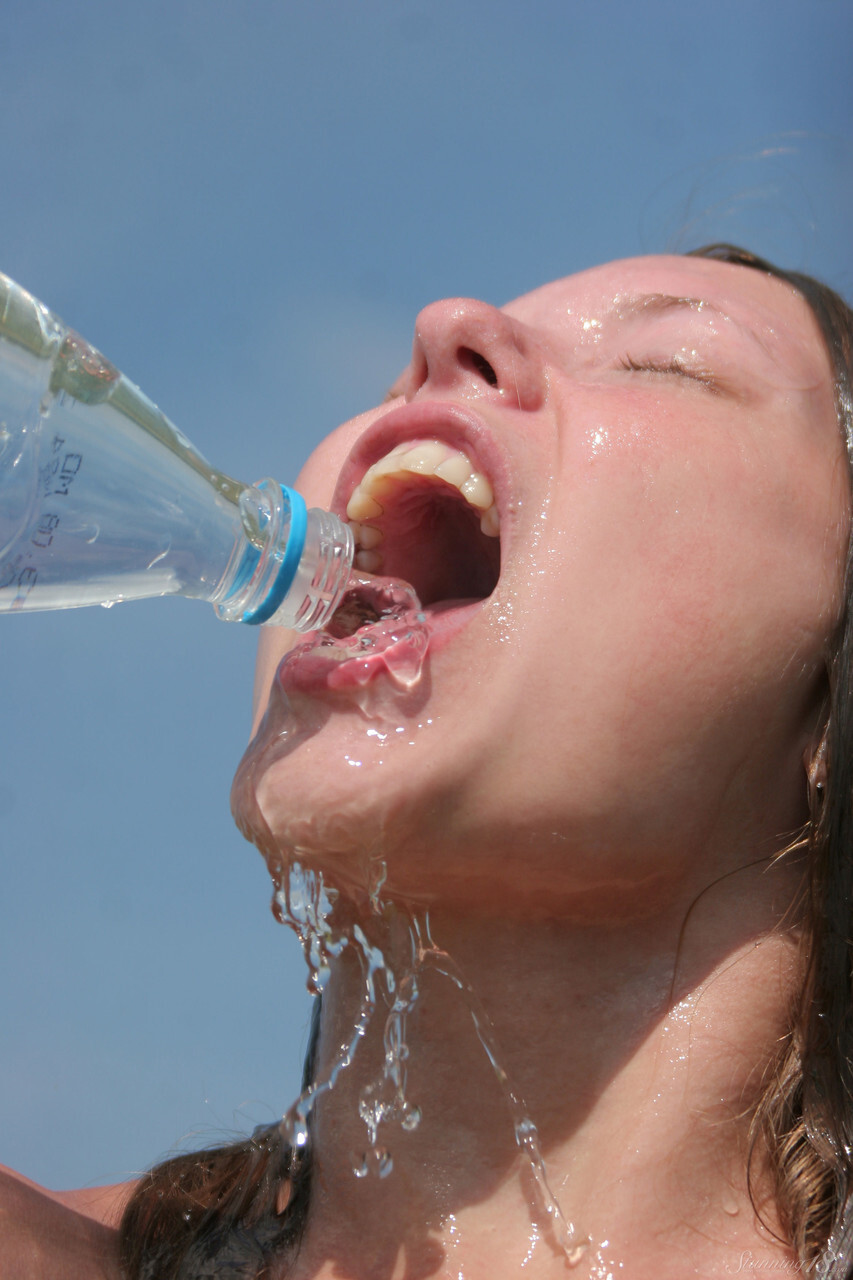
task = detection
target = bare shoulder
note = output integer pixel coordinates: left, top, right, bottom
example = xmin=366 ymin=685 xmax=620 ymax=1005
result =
xmin=1 ymin=1161 xmax=136 ymax=1225
xmin=0 ymin=1163 xmax=130 ymax=1278
xmin=52 ymin=1177 xmax=137 ymax=1226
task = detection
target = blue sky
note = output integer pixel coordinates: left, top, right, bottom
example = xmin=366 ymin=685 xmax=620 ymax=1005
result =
xmin=1 ymin=1 xmax=851 ymax=1189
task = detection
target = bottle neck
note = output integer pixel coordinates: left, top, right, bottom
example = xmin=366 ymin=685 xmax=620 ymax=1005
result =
xmin=212 ymin=481 xmax=354 ymax=631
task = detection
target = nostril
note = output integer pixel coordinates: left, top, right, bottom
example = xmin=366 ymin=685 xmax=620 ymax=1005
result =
xmin=457 ymin=347 xmax=499 ymax=387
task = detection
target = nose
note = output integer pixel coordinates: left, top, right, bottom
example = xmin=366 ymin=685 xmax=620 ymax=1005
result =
xmin=406 ymin=298 xmax=546 ymax=411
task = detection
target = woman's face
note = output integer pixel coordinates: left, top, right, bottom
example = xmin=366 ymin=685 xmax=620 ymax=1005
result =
xmin=233 ymin=255 xmax=848 ymax=913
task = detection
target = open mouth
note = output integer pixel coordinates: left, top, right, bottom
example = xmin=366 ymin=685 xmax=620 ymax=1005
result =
xmin=329 ymin=437 xmax=501 ymax=633
xmin=276 ymin=437 xmax=501 ymax=694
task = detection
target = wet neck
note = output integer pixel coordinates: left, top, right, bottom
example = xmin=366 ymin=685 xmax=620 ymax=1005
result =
xmin=282 ymin=860 xmax=800 ymax=1279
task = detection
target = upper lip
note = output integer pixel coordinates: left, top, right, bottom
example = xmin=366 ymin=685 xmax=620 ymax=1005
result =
xmin=330 ymin=398 xmax=510 ymax=527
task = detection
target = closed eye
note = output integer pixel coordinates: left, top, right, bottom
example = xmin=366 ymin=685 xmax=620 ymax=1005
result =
xmin=618 ymin=355 xmax=720 ymax=393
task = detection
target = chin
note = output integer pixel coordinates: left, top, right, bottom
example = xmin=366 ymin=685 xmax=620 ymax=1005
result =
xmin=230 ymin=677 xmax=447 ymax=906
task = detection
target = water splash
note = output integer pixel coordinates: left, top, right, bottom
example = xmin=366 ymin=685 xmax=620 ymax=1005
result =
xmin=271 ymin=860 xmax=346 ymax=997
xmin=270 ymin=865 xmax=588 ymax=1266
xmin=281 ymin=573 xmax=431 ymax=702
xmin=356 ymin=922 xmax=423 ymax=1147
xmin=272 ymin=859 xmax=423 ymax=1168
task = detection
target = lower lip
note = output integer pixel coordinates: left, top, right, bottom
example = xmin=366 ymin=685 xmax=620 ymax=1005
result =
xmin=276 ymin=597 xmax=485 ymax=696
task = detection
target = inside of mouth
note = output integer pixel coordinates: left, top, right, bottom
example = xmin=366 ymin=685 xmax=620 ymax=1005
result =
xmin=326 ymin=591 xmax=382 ymax=639
xmin=331 ymin=476 xmax=501 ymax=636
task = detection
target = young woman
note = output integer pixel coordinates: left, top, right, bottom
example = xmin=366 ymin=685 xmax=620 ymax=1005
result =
xmin=5 ymin=246 xmax=853 ymax=1279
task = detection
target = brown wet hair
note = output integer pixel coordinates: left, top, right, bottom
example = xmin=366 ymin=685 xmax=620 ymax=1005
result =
xmin=691 ymin=246 xmax=853 ymax=1279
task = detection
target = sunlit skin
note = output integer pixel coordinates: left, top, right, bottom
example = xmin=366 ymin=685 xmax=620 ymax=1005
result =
xmin=227 ymin=256 xmax=849 ymax=1279
xmin=1 ymin=257 xmax=846 ymax=1280
xmin=243 ymin=255 xmax=844 ymax=915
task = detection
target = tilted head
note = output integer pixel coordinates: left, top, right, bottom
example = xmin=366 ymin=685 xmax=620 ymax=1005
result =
xmin=236 ymin=251 xmax=851 ymax=925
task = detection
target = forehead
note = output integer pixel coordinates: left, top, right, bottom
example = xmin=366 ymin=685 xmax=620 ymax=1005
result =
xmin=502 ymin=254 xmax=833 ymax=390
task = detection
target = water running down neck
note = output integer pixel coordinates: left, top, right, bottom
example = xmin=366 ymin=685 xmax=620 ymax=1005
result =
xmin=236 ymin=575 xmax=587 ymax=1264
xmin=272 ymin=861 xmax=423 ymax=1178
xmin=272 ymin=860 xmax=590 ymax=1268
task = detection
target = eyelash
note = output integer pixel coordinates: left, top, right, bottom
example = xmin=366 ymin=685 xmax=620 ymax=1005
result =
xmin=619 ymin=355 xmax=719 ymax=392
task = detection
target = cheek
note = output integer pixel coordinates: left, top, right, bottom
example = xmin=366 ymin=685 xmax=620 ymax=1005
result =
xmin=475 ymin=415 xmax=848 ymax=824
xmin=558 ymin=398 xmax=847 ymax=645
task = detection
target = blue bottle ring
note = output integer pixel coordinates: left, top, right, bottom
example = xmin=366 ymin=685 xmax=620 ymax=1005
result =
xmin=241 ymin=484 xmax=307 ymax=625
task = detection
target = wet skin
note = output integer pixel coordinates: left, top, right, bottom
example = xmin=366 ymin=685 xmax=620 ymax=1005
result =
xmin=235 ymin=254 xmax=847 ymax=918
xmin=228 ymin=257 xmax=850 ymax=1279
xmin=2 ymin=256 xmax=846 ymax=1280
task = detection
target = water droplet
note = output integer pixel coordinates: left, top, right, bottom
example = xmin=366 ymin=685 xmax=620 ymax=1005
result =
xmin=401 ymin=1104 xmax=422 ymax=1131
xmin=514 ymin=1116 xmax=537 ymax=1144
xmin=285 ymin=1118 xmax=309 ymax=1149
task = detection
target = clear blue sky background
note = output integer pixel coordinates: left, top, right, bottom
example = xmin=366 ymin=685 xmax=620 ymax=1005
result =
xmin=1 ymin=1 xmax=851 ymax=1189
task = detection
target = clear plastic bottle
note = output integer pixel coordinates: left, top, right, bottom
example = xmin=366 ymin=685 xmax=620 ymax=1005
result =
xmin=0 ymin=272 xmax=354 ymax=630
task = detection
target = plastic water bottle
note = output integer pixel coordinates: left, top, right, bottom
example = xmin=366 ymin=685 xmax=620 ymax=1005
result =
xmin=0 ymin=272 xmax=354 ymax=630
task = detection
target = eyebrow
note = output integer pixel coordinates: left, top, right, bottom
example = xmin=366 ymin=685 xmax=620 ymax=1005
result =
xmin=617 ymin=293 xmax=722 ymax=320
xmin=614 ymin=292 xmax=773 ymax=350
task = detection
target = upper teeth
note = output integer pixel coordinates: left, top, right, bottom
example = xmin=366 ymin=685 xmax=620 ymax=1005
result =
xmin=346 ymin=438 xmax=500 ymax=572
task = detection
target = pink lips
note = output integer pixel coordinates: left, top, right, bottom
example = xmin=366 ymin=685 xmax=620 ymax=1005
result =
xmin=276 ymin=592 xmax=485 ymax=697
